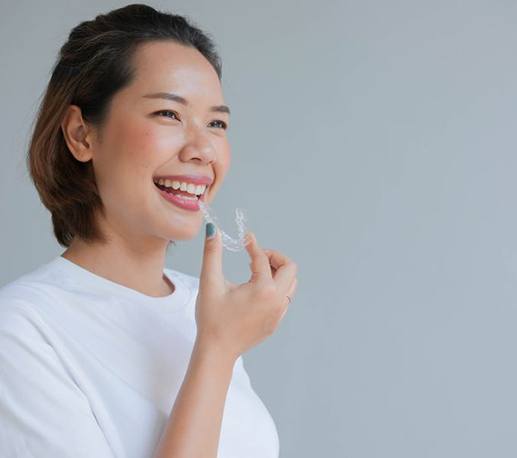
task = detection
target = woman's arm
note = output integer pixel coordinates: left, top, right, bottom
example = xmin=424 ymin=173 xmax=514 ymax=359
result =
xmin=152 ymin=337 xmax=237 ymax=458
xmin=153 ymin=228 xmax=297 ymax=457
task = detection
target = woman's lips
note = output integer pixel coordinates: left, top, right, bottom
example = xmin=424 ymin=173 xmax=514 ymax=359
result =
xmin=154 ymin=182 xmax=207 ymax=211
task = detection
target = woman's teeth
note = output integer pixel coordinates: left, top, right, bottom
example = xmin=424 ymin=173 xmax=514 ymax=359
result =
xmin=153 ymin=179 xmax=207 ymax=197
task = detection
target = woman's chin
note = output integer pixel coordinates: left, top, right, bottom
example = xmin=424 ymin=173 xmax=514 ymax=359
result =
xmin=164 ymin=221 xmax=205 ymax=242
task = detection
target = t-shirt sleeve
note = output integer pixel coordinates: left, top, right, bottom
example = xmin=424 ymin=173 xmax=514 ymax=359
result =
xmin=0 ymin=303 xmax=115 ymax=458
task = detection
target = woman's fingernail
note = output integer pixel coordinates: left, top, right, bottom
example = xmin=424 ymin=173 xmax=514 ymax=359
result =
xmin=206 ymin=222 xmax=216 ymax=239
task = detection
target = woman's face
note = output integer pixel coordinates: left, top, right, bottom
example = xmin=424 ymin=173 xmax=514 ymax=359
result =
xmin=89 ymin=40 xmax=231 ymax=244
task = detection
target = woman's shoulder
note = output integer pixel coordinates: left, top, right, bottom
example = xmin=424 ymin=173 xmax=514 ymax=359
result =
xmin=0 ymin=261 xmax=61 ymax=336
xmin=0 ymin=256 xmax=62 ymax=300
xmin=0 ymin=268 xmax=55 ymax=308
xmin=0 ymin=283 xmax=51 ymax=350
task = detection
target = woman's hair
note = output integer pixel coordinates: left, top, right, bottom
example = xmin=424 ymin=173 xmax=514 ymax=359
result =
xmin=27 ymin=3 xmax=222 ymax=247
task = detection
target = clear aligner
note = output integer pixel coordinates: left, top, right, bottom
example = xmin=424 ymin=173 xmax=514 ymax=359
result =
xmin=199 ymin=200 xmax=251 ymax=252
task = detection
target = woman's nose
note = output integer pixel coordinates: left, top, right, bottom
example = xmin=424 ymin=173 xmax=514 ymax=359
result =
xmin=179 ymin=130 xmax=216 ymax=164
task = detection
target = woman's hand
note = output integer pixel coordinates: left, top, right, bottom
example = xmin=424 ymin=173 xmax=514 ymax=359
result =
xmin=195 ymin=225 xmax=298 ymax=361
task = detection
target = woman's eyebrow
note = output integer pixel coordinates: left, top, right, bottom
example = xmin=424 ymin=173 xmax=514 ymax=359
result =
xmin=142 ymin=91 xmax=231 ymax=115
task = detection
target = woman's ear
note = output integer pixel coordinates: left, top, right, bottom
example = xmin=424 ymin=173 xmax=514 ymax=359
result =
xmin=61 ymin=104 xmax=94 ymax=163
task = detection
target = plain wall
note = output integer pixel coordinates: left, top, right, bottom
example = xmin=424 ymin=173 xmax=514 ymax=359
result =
xmin=2 ymin=1 xmax=517 ymax=456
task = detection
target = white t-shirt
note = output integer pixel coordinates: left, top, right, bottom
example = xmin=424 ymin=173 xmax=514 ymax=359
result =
xmin=0 ymin=255 xmax=279 ymax=458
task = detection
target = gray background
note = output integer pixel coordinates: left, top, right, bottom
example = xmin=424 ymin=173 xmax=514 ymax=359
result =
xmin=2 ymin=1 xmax=517 ymax=457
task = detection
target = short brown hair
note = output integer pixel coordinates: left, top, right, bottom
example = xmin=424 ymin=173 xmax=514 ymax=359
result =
xmin=27 ymin=3 xmax=222 ymax=247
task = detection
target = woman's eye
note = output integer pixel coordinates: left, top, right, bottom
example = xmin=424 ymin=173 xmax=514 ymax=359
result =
xmin=154 ymin=111 xmax=227 ymax=130
xmin=210 ymin=120 xmax=228 ymax=130
xmin=155 ymin=110 xmax=180 ymax=120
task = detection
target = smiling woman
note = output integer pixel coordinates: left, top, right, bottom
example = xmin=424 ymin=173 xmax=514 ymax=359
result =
xmin=28 ymin=11 xmax=229 ymax=248
xmin=0 ymin=3 xmax=300 ymax=458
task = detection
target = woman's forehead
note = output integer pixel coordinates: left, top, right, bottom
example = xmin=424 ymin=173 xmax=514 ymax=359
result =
xmin=130 ymin=48 xmax=223 ymax=99
xmin=132 ymin=41 xmax=216 ymax=78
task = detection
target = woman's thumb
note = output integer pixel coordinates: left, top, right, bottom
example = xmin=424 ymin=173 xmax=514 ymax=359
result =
xmin=199 ymin=222 xmax=224 ymax=288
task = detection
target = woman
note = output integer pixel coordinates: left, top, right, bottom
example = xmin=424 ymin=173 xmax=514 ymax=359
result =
xmin=0 ymin=4 xmax=297 ymax=458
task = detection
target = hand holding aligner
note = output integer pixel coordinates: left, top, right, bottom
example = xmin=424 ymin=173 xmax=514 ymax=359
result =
xmin=198 ymin=200 xmax=250 ymax=252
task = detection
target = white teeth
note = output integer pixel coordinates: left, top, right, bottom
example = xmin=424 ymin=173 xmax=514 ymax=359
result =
xmin=154 ymin=178 xmax=207 ymax=196
xmin=187 ymin=183 xmax=196 ymax=194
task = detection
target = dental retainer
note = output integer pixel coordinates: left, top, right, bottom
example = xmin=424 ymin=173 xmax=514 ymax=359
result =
xmin=198 ymin=200 xmax=250 ymax=252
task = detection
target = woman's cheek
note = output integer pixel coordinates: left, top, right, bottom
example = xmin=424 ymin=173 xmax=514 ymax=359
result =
xmin=133 ymin=128 xmax=160 ymax=155
xmin=151 ymin=129 xmax=187 ymax=160
xmin=132 ymin=128 xmax=179 ymax=166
